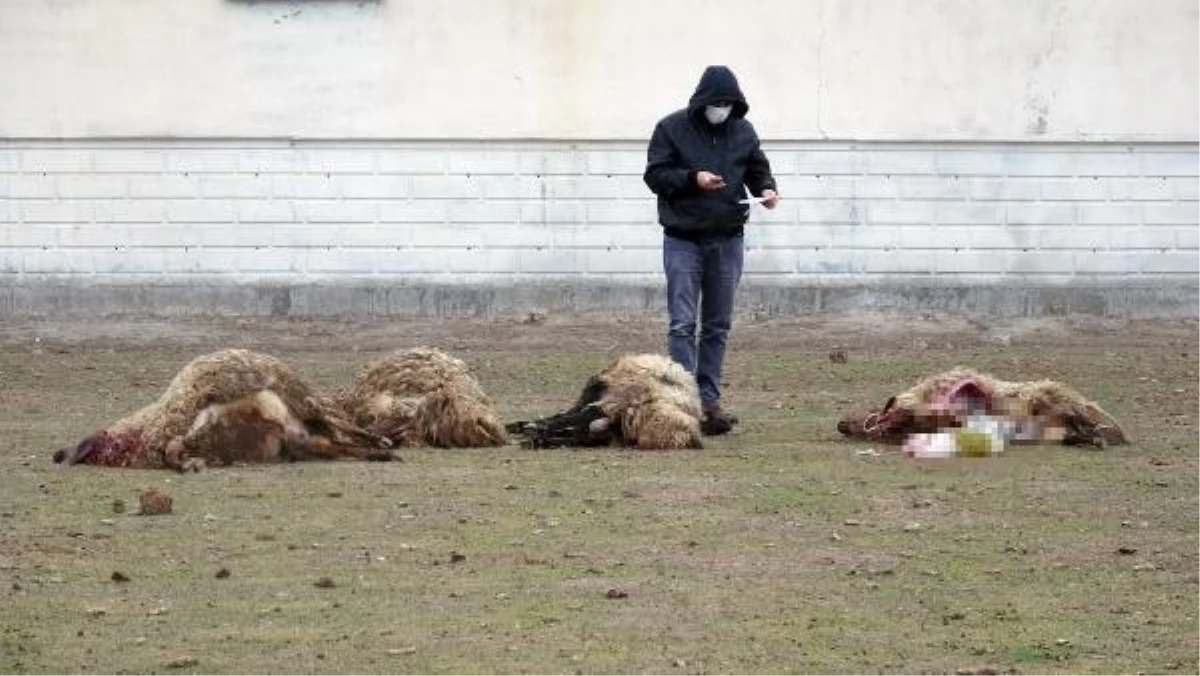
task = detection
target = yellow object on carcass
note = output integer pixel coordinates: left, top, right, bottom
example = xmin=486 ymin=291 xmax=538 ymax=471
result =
xmin=955 ymin=429 xmax=996 ymax=457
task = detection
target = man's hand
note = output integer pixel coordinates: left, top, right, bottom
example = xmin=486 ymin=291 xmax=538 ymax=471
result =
xmin=761 ymin=189 xmax=780 ymax=209
xmin=695 ymin=171 xmax=726 ymax=191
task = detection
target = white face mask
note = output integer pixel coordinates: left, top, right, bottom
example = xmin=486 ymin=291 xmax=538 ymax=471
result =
xmin=704 ymin=104 xmax=733 ymax=125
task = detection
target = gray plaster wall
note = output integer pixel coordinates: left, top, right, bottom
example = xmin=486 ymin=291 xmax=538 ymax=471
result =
xmin=1 ymin=0 xmax=1195 ymax=141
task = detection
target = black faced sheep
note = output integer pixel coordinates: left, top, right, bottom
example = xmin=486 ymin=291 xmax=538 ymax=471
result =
xmin=837 ymin=367 xmax=1128 ymax=448
xmin=334 ymin=347 xmax=507 ymax=448
xmin=55 ymin=349 xmax=394 ymax=470
xmin=507 ymin=353 xmax=704 ymax=450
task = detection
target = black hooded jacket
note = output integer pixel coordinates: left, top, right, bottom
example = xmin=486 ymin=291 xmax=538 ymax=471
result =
xmin=643 ymin=66 xmax=777 ymax=239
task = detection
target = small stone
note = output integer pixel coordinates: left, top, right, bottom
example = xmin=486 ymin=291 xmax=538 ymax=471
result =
xmin=165 ymin=656 xmax=198 ymax=669
xmin=314 ymin=576 xmax=337 ymax=588
xmin=215 ymin=568 xmax=231 ymax=579
xmin=110 ymin=571 xmax=130 ymax=583
xmin=139 ymin=489 xmax=172 ymax=515
xmin=386 ymin=647 xmax=418 ymax=656
xmin=605 ymin=589 xmax=629 ymax=599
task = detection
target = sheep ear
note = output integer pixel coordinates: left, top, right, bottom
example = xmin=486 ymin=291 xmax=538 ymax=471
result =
xmin=55 ymin=435 xmax=98 ymax=466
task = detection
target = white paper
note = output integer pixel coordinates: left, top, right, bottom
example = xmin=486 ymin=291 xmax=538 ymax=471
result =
xmin=740 ymin=186 xmax=769 ymax=205
xmin=738 ymin=196 xmax=768 ymax=205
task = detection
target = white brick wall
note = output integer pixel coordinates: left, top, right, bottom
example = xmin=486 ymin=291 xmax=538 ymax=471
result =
xmin=0 ymin=140 xmax=1196 ymax=292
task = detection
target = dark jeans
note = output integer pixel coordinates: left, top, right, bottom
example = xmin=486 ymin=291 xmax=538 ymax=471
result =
xmin=663 ymin=233 xmax=744 ymax=408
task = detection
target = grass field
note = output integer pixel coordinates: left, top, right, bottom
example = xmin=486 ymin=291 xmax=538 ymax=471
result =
xmin=0 ymin=314 xmax=1196 ymax=674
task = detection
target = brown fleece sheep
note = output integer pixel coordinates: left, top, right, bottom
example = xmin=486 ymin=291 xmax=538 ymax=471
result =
xmin=55 ymin=349 xmax=394 ymax=470
xmin=507 ymin=353 xmax=704 ymax=450
xmin=837 ymin=367 xmax=1128 ymax=448
xmin=335 ymin=347 xmax=506 ymax=448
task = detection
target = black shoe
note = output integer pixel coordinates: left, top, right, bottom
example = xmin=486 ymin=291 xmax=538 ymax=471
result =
xmin=701 ymin=407 xmax=738 ymax=436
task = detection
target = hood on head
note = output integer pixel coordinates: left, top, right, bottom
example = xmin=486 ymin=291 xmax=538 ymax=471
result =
xmin=688 ymin=65 xmax=749 ymax=120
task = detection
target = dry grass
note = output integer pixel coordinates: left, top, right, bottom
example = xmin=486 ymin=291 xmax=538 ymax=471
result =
xmin=0 ymin=315 xmax=1196 ymax=674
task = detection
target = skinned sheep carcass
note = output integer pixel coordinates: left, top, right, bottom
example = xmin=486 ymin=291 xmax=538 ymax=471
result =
xmin=507 ymin=353 xmax=704 ymax=450
xmin=335 ymin=347 xmax=507 ymax=448
xmin=837 ymin=367 xmax=1128 ymax=448
xmin=55 ymin=349 xmax=395 ymax=471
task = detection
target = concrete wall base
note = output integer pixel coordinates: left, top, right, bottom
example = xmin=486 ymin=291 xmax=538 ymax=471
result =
xmin=2 ymin=279 xmax=1195 ymax=320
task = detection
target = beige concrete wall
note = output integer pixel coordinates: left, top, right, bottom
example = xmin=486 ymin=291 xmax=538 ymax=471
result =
xmin=1 ymin=0 xmax=1195 ymax=141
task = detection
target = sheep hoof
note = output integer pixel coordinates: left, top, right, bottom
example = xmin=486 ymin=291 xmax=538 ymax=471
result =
xmin=504 ymin=420 xmax=534 ymax=434
xmin=367 ymin=449 xmax=398 ymax=462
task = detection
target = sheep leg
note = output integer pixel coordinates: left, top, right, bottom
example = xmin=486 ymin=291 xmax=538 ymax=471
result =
xmin=568 ymin=377 xmax=608 ymax=414
xmin=1060 ymin=413 xmax=1111 ymax=449
xmin=517 ymin=404 xmax=613 ymax=449
xmin=304 ymin=401 xmax=394 ymax=450
xmin=282 ymin=436 xmax=398 ymax=462
xmin=504 ymin=377 xmax=609 ymax=436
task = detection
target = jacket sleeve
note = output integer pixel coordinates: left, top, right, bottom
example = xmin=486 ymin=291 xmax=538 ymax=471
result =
xmin=643 ymin=121 xmax=694 ymax=198
xmin=742 ymin=123 xmax=777 ymax=196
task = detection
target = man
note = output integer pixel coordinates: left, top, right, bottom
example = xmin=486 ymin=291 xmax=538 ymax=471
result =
xmin=643 ymin=65 xmax=779 ymax=436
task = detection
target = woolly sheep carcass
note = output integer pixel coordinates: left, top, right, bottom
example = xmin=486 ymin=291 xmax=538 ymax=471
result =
xmin=507 ymin=353 xmax=704 ymax=450
xmin=55 ymin=349 xmax=394 ymax=470
xmin=837 ymin=367 xmax=1128 ymax=448
xmin=334 ymin=347 xmax=507 ymax=448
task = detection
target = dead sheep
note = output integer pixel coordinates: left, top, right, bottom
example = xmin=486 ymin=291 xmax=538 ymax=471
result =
xmin=507 ymin=353 xmax=704 ymax=450
xmin=55 ymin=349 xmax=395 ymax=471
xmin=837 ymin=366 xmax=1128 ymax=448
xmin=334 ymin=347 xmax=507 ymax=448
